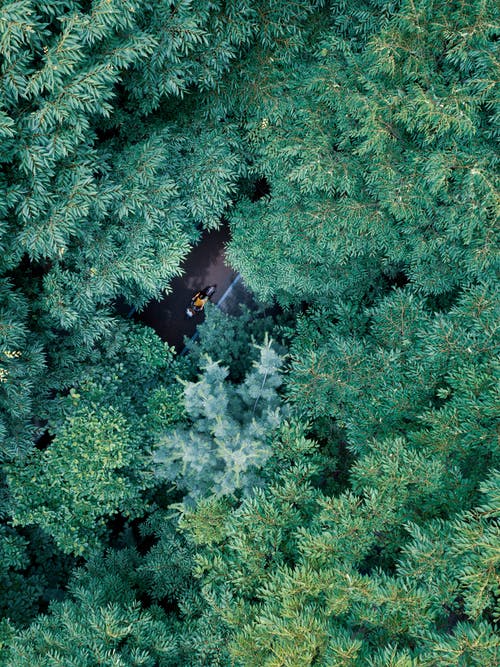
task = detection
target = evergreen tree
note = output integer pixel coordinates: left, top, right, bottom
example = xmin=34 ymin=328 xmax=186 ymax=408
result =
xmin=221 ymin=0 xmax=498 ymax=304
xmin=0 ymin=524 xmax=75 ymax=628
xmin=181 ymin=422 xmax=500 ymax=666
xmin=287 ymin=281 xmax=499 ymax=506
xmin=0 ymin=281 xmax=45 ymax=457
xmin=183 ymin=301 xmax=286 ymax=381
xmin=154 ymin=336 xmax=286 ymax=500
xmin=6 ymin=321 xmax=186 ymax=556
xmin=5 ymin=548 xmax=180 ymax=666
xmin=0 ymin=525 xmax=44 ymax=628
xmin=5 ymin=511 xmax=231 ymax=666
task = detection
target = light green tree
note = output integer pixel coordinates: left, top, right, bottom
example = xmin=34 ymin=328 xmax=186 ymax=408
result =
xmin=154 ymin=336 xmax=286 ymax=499
xmin=6 ymin=321 xmax=186 ymax=557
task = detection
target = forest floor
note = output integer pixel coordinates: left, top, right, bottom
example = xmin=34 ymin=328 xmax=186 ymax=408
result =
xmin=131 ymin=225 xmax=256 ymax=350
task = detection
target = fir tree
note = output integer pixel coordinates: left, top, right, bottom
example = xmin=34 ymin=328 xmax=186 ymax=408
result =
xmin=5 ymin=548 xmax=179 ymax=666
xmin=287 ymin=281 xmax=499 ymax=505
xmin=5 ymin=511 xmax=231 ymax=666
xmin=154 ymin=336 xmax=286 ymax=500
xmin=183 ymin=301 xmax=286 ymax=381
xmin=0 ymin=281 xmax=45 ymax=457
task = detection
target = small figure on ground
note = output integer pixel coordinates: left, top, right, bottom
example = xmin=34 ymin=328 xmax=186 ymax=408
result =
xmin=186 ymin=285 xmax=217 ymax=318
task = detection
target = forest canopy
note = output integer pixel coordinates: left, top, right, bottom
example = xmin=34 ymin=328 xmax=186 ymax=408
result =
xmin=0 ymin=0 xmax=498 ymax=665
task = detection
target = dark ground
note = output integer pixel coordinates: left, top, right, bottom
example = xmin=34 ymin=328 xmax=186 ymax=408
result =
xmin=130 ymin=225 xmax=240 ymax=350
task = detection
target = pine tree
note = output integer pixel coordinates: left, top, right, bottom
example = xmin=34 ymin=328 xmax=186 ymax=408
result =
xmin=0 ymin=281 xmax=45 ymax=456
xmin=0 ymin=525 xmax=44 ymax=627
xmin=183 ymin=301 xmax=284 ymax=382
xmin=0 ymin=523 xmax=75 ymax=628
xmin=5 ymin=548 xmax=179 ymax=666
xmin=287 ymin=281 xmax=499 ymax=504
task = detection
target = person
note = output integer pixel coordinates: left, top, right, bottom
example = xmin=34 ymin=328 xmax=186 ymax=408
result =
xmin=186 ymin=285 xmax=216 ymax=317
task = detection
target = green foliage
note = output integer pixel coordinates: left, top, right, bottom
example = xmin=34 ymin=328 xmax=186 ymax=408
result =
xmin=49 ymin=320 xmax=187 ymax=442
xmin=182 ymin=423 xmax=500 ymax=666
xmin=0 ymin=525 xmax=44 ymax=626
xmin=125 ymin=0 xmax=325 ymax=113
xmin=6 ymin=322 xmax=187 ymax=556
xmin=224 ymin=0 xmax=499 ymax=303
xmin=7 ymin=405 xmax=145 ymax=556
xmin=5 ymin=512 xmax=231 ymax=666
xmin=184 ymin=301 xmax=286 ymax=381
xmin=400 ymin=469 xmax=500 ymax=628
xmin=0 ymin=0 xmax=327 ymax=636
xmin=0 ymin=522 xmax=75 ymax=628
xmin=135 ymin=512 xmax=232 ymax=666
xmin=287 ymin=281 xmax=499 ymax=507
xmin=154 ymin=336 xmax=286 ymax=499
xmin=0 ymin=281 xmax=45 ymax=457
xmin=0 ymin=0 xmax=498 ymax=663
xmin=0 ymin=0 xmax=259 ymax=454
xmin=5 ymin=553 xmax=178 ymax=666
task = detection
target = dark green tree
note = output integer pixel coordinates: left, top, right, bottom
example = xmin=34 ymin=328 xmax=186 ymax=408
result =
xmin=6 ymin=321 xmax=186 ymax=556
xmin=287 ymin=281 xmax=499 ymax=506
xmin=222 ymin=0 xmax=498 ymax=304
xmin=4 ymin=512 xmax=231 ymax=666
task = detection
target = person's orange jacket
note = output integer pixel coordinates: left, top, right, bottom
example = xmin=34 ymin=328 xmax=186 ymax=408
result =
xmin=192 ymin=293 xmax=208 ymax=309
